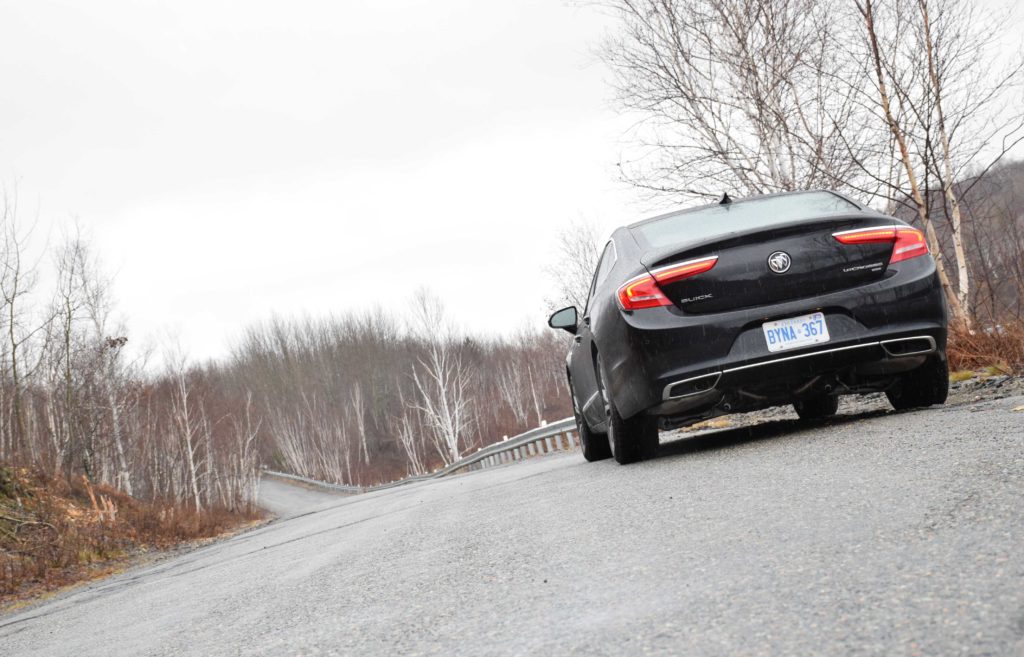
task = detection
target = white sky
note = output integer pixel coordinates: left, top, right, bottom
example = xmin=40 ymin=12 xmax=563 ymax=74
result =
xmin=3 ymin=0 xmax=1020 ymax=364
xmin=0 ymin=0 xmax=640 ymax=362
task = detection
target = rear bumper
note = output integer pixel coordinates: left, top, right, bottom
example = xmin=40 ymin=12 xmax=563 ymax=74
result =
xmin=598 ymin=257 xmax=947 ymax=419
xmin=663 ymin=335 xmax=936 ymax=400
xmin=650 ymin=334 xmax=939 ymax=419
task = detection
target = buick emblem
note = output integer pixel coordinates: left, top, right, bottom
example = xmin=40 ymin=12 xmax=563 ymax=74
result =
xmin=768 ymin=251 xmax=792 ymax=274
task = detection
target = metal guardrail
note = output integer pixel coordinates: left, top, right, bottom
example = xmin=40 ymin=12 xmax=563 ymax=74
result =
xmin=263 ymin=416 xmax=578 ymax=495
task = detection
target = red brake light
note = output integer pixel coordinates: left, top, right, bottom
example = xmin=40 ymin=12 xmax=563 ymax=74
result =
xmin=617 ymin=273 xmax=671 ymax=310
xmin=617 ymin=256 xmax=718 ymax=311
xmin=832 ymin=225 xmax=929 ymax=264
xmin=890 ymin=227 xmax=929 ymax=263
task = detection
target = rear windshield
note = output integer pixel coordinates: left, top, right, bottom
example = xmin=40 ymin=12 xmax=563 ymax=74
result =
xmin=630 ymin=191 xmax=860 ymax=249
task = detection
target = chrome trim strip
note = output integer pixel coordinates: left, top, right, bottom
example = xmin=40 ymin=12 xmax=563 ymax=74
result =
xmin=662 ymin=372 xmax=722 ymax=401
xmin=879 ymin=336 xmax=936 ymax=358
xmin=831 ymin=224 xmax=896 ymax=238
xmin=723 ymin=342 xmax=878 ymax=374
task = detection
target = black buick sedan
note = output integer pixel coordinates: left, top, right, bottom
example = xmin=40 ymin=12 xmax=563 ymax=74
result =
xmin=548 ymin=190 xmax=948 ymax=464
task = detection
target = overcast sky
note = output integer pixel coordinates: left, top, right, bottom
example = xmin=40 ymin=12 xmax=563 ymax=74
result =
xmin=1 ymin=0 xmax=642 ymax=362
xmin=3 ymin=0 xmax=1020 ymax=364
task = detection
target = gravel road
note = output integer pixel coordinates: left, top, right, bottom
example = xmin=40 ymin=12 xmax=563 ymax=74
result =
xmin=2 ymin=392 xmax=1022 ymax=656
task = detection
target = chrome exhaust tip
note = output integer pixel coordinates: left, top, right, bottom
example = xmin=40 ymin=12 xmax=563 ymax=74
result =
xmin=663 ymin=372 xmax=722 ymax=400
xmin=880 ymin=336 xmax=936 ymax=358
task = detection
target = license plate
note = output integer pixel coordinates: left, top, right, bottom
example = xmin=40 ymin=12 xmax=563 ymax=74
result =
xmin=762 ymin=312 xmax=830 ymax=353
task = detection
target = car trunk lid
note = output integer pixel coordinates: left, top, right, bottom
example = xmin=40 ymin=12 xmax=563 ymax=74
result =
xmin=638 ymin=216 xmax=896 ymax=314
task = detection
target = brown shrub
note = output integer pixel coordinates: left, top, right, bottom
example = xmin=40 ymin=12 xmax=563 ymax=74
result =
xmin=947 ymin=320 xmax=1024 ymax=374
xmin=1 ymin=466 xmax=262 ymax=603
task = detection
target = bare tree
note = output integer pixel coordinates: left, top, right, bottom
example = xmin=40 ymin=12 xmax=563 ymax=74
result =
xmin=1 ymin=191 xmax=46 ymax=456
xmin=166 ymin=351 xmax=204 ymax=511
xmin=852 ymin=0 xmax=1024 ymax=326
xmin=350 ymin=382 xmax=370 ymax=467
xmin=599 ymin=0 xmax=874 ymax=200
xmin=408 ymin=290 xmax=474 ymax=465
xmin=226 ymin=391 xmax=261 ymax=510
xmin=392 ymin=385 xmax=426 ymax=476
xmin=496 ymin=360 xmax=530 ymax=426
xmin=544 ymin=218 xmax=603 ymax=311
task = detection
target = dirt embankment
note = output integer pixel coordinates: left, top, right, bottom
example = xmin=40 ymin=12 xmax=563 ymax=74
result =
xmin=1 ymin=467 xmax=262 ymax=611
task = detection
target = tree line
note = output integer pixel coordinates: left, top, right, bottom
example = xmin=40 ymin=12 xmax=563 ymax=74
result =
xmin=229 ymin=298 xmax=568 ymax=486
xmin=0 ymin=203 xmax=572 ymax=506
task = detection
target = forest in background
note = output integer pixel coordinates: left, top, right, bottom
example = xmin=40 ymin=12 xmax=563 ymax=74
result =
xmin=0 ymin=211 xmax=572 ymax=513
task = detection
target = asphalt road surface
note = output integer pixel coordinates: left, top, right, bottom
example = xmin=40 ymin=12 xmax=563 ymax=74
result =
xmin=2 ymin=393 xmax=1023 ymax=656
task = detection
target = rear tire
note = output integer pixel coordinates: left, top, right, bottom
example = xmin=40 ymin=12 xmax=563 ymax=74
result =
xmin=886 ymin=352 xmax=949 ymax=410
xmin=793 ymin=395 xmax=839 ymax=420
xmin=571 ymin=385 xmax=611 ymax=462
xmin=596 ymin=356 xmax=658 ymax=464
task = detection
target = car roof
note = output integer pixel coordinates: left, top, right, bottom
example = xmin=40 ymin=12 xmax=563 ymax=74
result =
xmin=625 ymin=189 xmax=866 ymax=230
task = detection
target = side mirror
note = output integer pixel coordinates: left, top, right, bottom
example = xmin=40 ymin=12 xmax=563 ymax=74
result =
xmin=548 ymin=306 xmax=578 ymax=334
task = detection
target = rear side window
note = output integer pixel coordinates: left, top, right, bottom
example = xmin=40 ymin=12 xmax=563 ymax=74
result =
xmin=594 ymin=241 xmax=616 ymax=286
xmin=631 ymin=191 xmax=859 ymax=249
xmin=585 ymin=241 xmax=616 ymax=311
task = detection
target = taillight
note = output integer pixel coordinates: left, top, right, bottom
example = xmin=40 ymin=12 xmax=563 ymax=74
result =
xmin=617 ymin=256 xmax=718 ymax=311
xmin=832 ymin=226 xmax=897 ymax=244
xmin=832 ymin=225 xmax=929 ymax=264
xmin=617 ymin=274 xmax=671 ymax=310
xmin=890 ymin=227 xmax=929 ymax=263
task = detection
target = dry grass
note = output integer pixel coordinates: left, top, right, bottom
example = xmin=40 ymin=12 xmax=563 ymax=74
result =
xmin=0 ymin=465 xmax=262 ymax=605
xmin=947 ymin=320 xmax=1024 ymax=375
xmin=682 ymin=418 xmax=733 ymax=432
xmin=948 ymin=369 xmax=977 ymax=383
